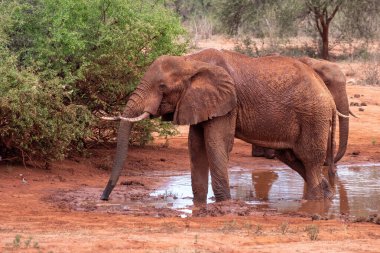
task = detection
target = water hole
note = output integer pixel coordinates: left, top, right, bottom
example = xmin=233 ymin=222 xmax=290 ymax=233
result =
xmin=150 ymin=163 xmax=380 ymax=218
xmin=68 ymin=163 xmax=380 ymax=218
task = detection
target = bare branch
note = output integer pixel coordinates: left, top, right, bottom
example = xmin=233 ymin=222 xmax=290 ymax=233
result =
xmin=327 ymin=2 xmax=343 ymax=23
xmin=314 ymin=15 xmax=323 ymax=37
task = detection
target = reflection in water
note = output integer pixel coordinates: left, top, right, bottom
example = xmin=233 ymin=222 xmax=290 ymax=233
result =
xmin=151 ymin=164 xmax=380 ymax=218
xmin=252 ymin=170 xmax=278 ymax=200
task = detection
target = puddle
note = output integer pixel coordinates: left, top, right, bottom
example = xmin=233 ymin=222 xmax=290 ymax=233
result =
xmin=150 ymin=164 xmax=380 ymax=218
xmin=55 ymin=163 xmax=380 ymax=218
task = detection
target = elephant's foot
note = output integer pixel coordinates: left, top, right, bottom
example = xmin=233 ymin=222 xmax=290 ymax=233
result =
xmin=252 ymin=146 xmax=276 ymax=159
xmin=264 ymin=149 xmax=276 ymax=159
xmin=192 ymin=200 xmax=207 ymax=210
xmin=252 ymin=146 xmax=266 ymax=157
xmin=304 ymin=178 xmax=334 ymax=200
xmin=192 ymin=199 xmax=235 ymax=217
xmin=214 ymin=191 xmax=231 ymax=202
xmin=192 ymin=195 xmax=208 ymax=207
xmin=192 ymin=187 xmax=208 ymax=204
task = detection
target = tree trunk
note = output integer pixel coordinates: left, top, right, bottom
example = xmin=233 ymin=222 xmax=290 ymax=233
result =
xmin=321 ymin=24 xmax=330 ymax=60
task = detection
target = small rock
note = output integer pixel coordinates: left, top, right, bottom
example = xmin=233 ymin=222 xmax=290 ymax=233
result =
xmin=360 ymin=102 xmax=367 ymax=106
xmin=120 ymin=180 xmax=144 ymax=186
xmin=352 ymin=151 xmax=360 ymax=156
xmin=311 ymin=214 xmax=321 ymax=221
xmin=354 ymin=94 xmax=361 ymax=98
xmin=359 ymin=108 xmax=365 ymax=112
xmin=355 ymin=216 xmax=367 ymax=222
xmin=350 ymin=102 xmax=359 ymax=106
xmin=160 ymin=158 xmax=166 ymax=162
xmin=367 ymin=214 xmax=378 ymax=222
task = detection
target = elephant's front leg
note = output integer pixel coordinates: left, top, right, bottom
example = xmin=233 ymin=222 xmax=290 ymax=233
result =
xmin=203 ymin=111 xmax=236 ymax=202
xmin=189 ymin=125 xmax=210 ymax=206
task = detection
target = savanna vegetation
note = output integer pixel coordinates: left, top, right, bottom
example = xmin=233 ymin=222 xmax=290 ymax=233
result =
xmin=0 ymin=0 xmax=186 ymax=163
xmin=0 ymin=0 xmax=379 ymax=164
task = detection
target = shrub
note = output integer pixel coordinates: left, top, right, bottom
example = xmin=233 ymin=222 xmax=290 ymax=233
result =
xmin=7 ymin=0 xmax=187 ymax=113
xmin=0 ymin=51 xmax=92 ymax=162
xmin=363 ymin=61 xmax=380 ymax=86
xmin=1 ymin=0 xmax=187 ymax=161
xmin=305 ymin=224 xmax=319 ymax=241
xmin=130 ymin=119 xmax=180 ymax=146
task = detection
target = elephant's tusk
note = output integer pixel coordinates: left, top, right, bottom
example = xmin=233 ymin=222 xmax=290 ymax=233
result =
xmin=100 ymin=116 xmax=121 ymax=121
xmin=337 ymin=110 xmax=349 ymax=118
xmin=101 ymin=112 xmax=150 ymax=122
xmin=120 ymin=112 xmax=150 ymax=122
xmin=349 ymin=108 xmax=360 ymax=118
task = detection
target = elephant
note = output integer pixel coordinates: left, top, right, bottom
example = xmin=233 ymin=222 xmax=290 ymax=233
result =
xmin=252 ymin=57 xmax=357 ymax=162
xmin=100 ymin=48 xmax=338 ymax=205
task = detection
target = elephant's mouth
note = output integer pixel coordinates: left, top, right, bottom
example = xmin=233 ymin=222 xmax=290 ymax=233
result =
xmin=157 ymin=101 xmax=175 ymax=121
xmin=161 ymin=112 xmax=174 ymax=121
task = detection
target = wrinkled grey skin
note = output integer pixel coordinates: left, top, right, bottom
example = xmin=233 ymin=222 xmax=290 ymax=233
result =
xmin=252 ymin=57 xmax=349 ymax=163
xmin=101 ymin=49 xmax=337 ymax=205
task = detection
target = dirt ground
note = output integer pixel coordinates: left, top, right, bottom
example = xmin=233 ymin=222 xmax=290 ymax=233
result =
xmin=1 ymin=61 xmax=380 ymax=252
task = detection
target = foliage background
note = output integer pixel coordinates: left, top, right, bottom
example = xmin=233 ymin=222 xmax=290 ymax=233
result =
xmin=169 ymin=0 xmax=379 ymax=59
xmin=0 ymin=0 xmax=187 ymax=162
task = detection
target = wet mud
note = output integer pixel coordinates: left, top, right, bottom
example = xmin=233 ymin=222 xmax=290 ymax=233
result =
xmin=50 ymin=164 xmax=380 ymax=220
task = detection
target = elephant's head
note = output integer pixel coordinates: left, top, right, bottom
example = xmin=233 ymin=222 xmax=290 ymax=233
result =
xmin=101 ymin=56 xmax=237 ymax=200
xmin=298 ymin=57 xmax=351 ymax=163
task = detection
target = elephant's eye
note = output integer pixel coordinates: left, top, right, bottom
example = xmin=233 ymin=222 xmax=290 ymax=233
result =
xmin=159 ymin=83 xmax=167 ymax=92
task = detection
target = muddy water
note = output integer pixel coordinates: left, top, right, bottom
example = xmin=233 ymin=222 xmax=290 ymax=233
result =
xmin=151 ymin=164 xmax=380 ymax=218
xmin=63 ymin=164 xmax=380 ymax=218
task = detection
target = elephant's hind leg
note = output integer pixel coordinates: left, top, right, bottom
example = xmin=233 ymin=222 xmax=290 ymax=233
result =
xmin=189 ymin=125 xmax=210 ymax=205
xmin=303 ymin=163 xmax=333 ymax=200
xmin=275 ymin=149 xmax=306 ymax=181
xmin=294 ymin=147 xmax=333 ymax=200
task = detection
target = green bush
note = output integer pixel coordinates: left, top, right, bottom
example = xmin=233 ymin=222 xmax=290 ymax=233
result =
xmin=0 ymin=0 xmax=187 ymax=162
xmin=130 ymin=119 xmax=180 ymax=146
xmin=8 ymin=0 xmax=187 ymax=113
xmin=0 ymin=51 xmax=93 ymax=162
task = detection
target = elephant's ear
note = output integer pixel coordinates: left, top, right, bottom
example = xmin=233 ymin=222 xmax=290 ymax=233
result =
xmin=173 ymin=62 xmax=237 ymax=125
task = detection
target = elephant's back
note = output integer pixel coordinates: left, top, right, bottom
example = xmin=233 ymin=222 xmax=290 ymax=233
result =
xmin=236 ymin=56 xmax=332 ymax=103
xmin=250 ymin=56 xmax=317 ymax=88
xmin=234 ymin=56 xmax=335 ymax=148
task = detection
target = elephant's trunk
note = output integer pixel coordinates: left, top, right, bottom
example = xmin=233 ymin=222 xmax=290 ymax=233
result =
xmin=100 ymin=86 xmax=154 ymax=200
xmin=334 ymin=115 xmax=348 ymax=163
xmin=101 ymin=120 xmax=132 ymax=200
xmin=333 ymin=91 xmax=349 ymax=163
